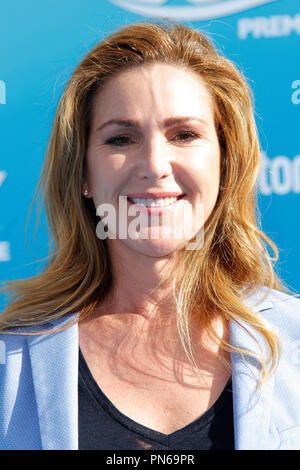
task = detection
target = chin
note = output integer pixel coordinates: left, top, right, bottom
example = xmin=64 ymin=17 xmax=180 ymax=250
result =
xmin=125 ymin=237 xmax=188 ymax=258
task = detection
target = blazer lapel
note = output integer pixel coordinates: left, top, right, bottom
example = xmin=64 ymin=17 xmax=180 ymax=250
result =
xmin=27 ymin=315 xmax=79 ymax=450
xmin=230 ymin=290 xmax=277 ymax=450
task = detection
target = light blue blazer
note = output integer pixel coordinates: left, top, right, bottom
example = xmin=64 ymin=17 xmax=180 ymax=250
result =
xmin=0 ymin=287 xmax=300 ymax=450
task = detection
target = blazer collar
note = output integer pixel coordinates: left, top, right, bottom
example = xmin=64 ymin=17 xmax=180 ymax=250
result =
xmin=26 ymin=315 xmax=79 ymax=450
xmin=230 ymin=288 xmax=277 ymax=449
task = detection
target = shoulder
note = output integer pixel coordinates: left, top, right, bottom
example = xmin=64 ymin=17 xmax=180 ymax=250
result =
xmin=241 ymin=286 xmax=300 ymax=338
xmin=244 ymin=285 xmax=299 ymax=313
xmin=0 ymin=313 xmax=78 ymax=349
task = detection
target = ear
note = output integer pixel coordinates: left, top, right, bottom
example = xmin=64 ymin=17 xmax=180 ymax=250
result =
xmin=81 ymin=179 xmax=92 ymax=198
xmin=82 ymin=189 xmax=92 ymax=198
xmin=81 ymin=162 xmax=92 ymax=198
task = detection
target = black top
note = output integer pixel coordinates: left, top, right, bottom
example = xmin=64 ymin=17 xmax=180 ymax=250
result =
xmin=78 ymin=348 xmax=235 ymax=450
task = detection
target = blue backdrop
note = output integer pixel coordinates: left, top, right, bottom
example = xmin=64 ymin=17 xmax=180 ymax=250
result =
xmin=0 ymin=0 xmax=299 ymax=311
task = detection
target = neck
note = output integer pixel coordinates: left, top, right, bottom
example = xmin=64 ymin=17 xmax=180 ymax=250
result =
xmin=98 ymin=243 xmax=182 ymax=323
xmin=81 ymin=243 xmax=229 ymax=368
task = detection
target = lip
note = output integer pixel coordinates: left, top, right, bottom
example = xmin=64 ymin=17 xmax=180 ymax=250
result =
xmin=124 ymin=193 xmax=186 ymax=215
xmin=125 ymin=192 xmax=184 ymax=198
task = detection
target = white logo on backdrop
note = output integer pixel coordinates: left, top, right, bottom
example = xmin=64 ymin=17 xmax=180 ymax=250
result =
xmin=0 ymin=172 xmax=7 ymax=189
xmin=0 ymin=339 xmax=6 ymax=364
xmin=292 ymin=80 xmax=300 ymax=105
xmin=0 ymin=171 xmax=10 ymax=262
xmin=0 ymin=80 xmax=6 ymax=105
xmin=238 ymin=13 xmax=300 ymax=39
xmin=0 ymin=83 xmax=10 ymax=261
xmin=109 ymin=0 xmax=276 ymax=21
xmin=258 ymin=152 xmax=300 ymax=195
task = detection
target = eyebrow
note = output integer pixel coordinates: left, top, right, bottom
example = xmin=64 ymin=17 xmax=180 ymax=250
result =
xmin=95 ymin=116 xmax=209 ymax=133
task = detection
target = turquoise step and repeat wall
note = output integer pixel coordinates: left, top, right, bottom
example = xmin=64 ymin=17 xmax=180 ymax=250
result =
xmin=0 ymin=0 xmax=299 ymax=310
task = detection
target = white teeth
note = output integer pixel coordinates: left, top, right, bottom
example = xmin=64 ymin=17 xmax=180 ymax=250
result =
xmin=130 ymin=196 xmax=180 ymax=207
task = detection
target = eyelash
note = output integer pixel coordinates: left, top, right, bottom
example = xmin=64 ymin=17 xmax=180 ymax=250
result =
xmin=104 ymin=130 xmax=201 ymax=147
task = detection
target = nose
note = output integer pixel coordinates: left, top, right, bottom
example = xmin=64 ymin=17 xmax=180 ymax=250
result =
xmin=136 ymin=134 xmax=173 ymax=181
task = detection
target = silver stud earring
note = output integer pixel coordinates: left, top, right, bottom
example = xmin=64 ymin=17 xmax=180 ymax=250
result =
xmin=83 ymin=189 xmax=89 ymax=196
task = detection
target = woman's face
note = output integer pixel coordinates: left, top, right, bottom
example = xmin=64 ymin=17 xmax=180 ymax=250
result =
xmin=83 ymin=63 xmax=221 ymax=257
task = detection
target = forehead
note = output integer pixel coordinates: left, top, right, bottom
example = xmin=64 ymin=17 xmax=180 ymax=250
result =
xmin=91 ymin=63 xmax=215 ymax=121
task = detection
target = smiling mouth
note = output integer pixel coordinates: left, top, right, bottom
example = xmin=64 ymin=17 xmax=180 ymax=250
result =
xmin=127 ymin=195 xmax=185 ymax=207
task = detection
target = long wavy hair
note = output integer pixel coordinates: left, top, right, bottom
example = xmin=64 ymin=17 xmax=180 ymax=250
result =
xmin=0 ymin=21 xmax=286 ymax=382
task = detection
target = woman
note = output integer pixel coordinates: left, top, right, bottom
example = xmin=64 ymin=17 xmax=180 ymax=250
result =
xmin=0 ymin=22 xmax=299 ymax=451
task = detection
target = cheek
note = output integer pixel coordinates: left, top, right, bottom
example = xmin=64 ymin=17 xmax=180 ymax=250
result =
xmin=205 ymin=157 xmax=221 ymax=190
xmin=87 ymin=151 xmax=129 ymax=178
xmin=86 ymin=153 xmax=130 ymax=203
xmin=184 ymin=149 xmax=221 ymax=195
